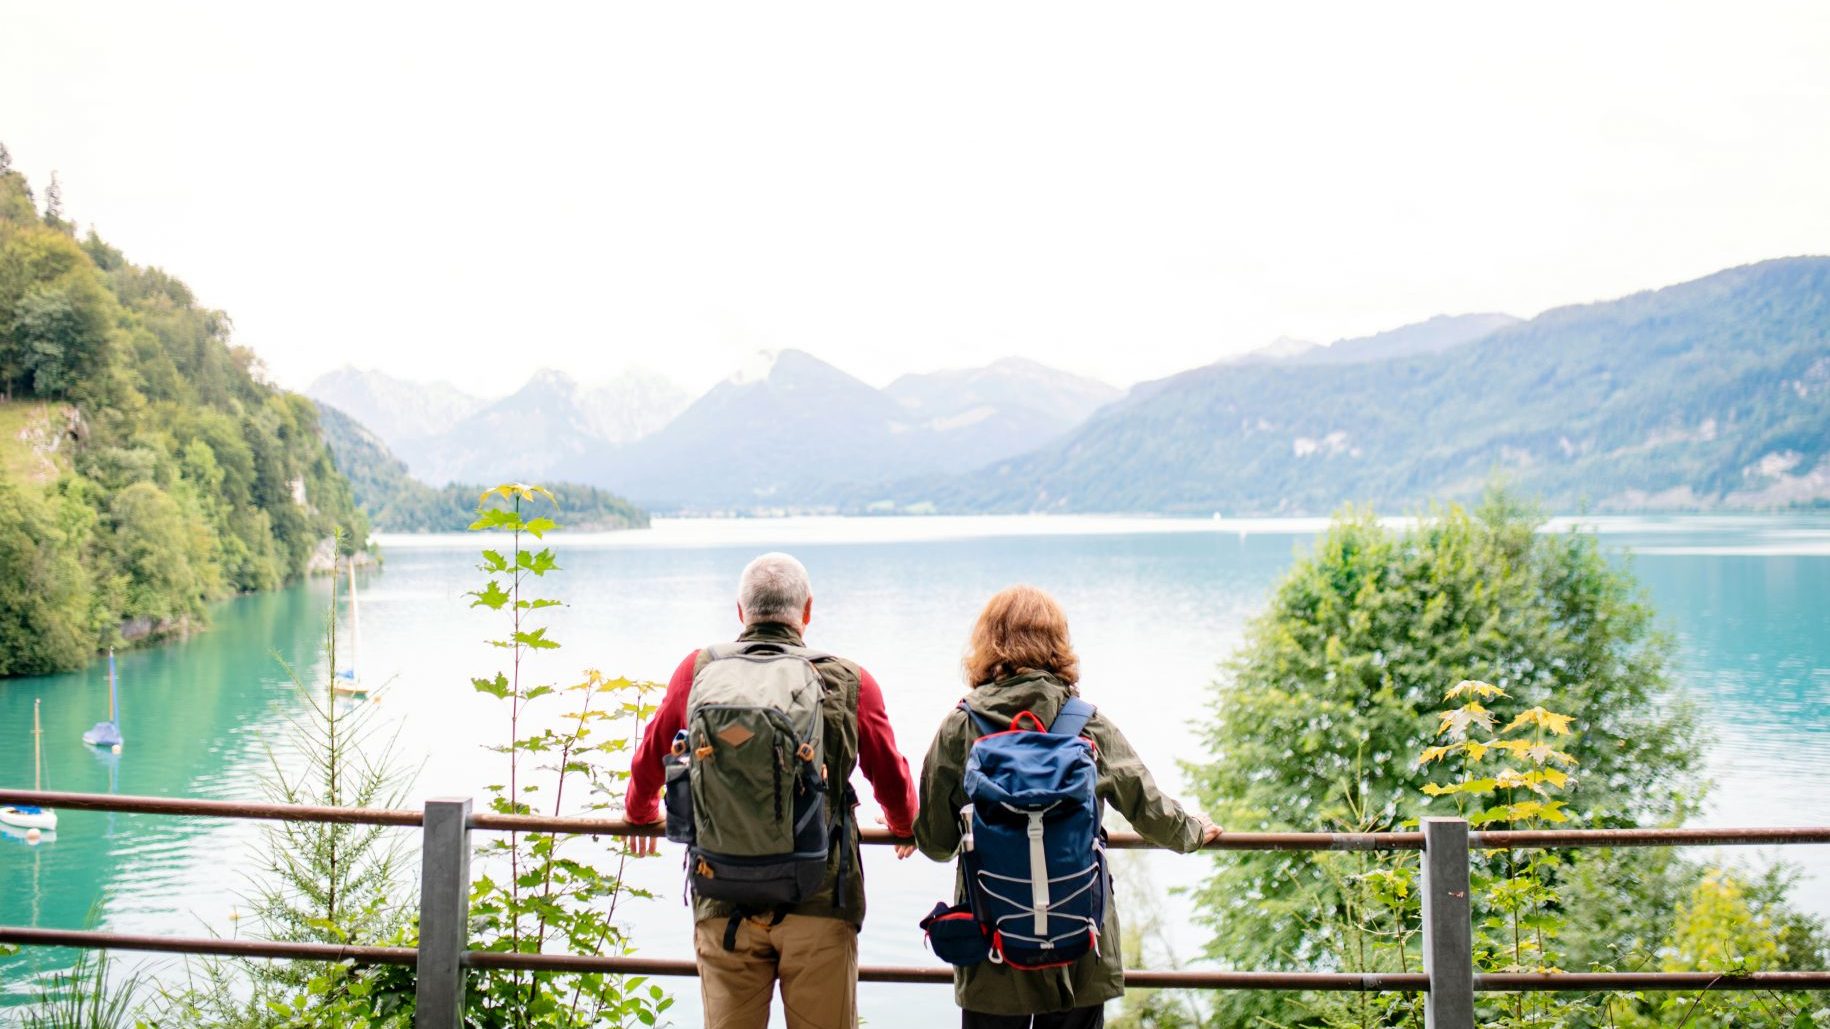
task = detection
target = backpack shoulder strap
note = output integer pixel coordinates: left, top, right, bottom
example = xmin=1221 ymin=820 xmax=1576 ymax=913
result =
xmin=1048 ymin=697 xmax=1096 ymax=739
xmin=957 ymin=698 xmax=1001 ymax=738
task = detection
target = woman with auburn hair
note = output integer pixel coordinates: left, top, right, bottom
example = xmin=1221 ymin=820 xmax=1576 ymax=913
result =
xmin=915 ymin=585 xmax=1221 ymax=1028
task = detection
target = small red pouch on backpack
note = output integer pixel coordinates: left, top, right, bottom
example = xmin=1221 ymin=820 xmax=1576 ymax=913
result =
xmin=921 ymin=901 xmax=990 ymax=967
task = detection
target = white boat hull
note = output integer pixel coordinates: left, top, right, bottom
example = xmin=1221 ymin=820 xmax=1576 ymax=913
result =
xmin=0 ymin=805 xmax=58 ymax=832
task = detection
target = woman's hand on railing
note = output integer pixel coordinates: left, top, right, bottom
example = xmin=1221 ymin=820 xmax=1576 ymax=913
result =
xmin=1198 ymin=815 xmax=1224 ymax=845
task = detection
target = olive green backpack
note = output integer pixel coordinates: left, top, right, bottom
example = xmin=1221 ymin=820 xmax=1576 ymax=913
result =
xmin=662 ymin=641 xmax=838 ymax=926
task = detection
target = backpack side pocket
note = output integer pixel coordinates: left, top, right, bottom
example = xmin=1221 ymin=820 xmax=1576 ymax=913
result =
xmin=663 ymin=753 xmax=695 ymax=844
xmin=920 ymin=901 xmax=990 ymax=967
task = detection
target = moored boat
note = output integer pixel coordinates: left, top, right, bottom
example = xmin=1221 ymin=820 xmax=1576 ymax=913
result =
xmin=1 ymin=699 xmax=59 ymax=834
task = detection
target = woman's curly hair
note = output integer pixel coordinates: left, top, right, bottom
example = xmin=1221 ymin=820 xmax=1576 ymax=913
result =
xmin=963 ymin=584 xmax=1080 ymax=687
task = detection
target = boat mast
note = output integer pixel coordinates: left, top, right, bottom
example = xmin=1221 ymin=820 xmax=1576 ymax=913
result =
xmin=348 ymin=558 xmax=360 ymax=684
xmin=109 ymin=647 xmax=118 ymax=725
xmin=33 ymin=698 xmax=44 ymax=792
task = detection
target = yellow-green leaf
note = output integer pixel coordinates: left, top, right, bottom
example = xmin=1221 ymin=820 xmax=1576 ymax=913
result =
xmin=1445 ymin=679 xmax=1507 ymax=701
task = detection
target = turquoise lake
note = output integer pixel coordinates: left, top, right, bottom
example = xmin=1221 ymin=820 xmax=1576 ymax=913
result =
xmin=3 ymin=514 xmax=1828 ymax=1024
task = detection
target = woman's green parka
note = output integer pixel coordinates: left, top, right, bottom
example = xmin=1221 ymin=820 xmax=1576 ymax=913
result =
xmin=915 ymin=669 xmax=1206 ymax=1016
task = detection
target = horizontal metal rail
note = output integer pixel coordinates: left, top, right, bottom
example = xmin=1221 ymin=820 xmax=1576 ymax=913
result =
xmin=17 ymin=790 xmax=1830 ymax=851
xmin=1 ymin=789 xmax=425 ymax=827
xmin=7 ymin=788 xmax=1830 ymax=1029
xmin=9 ymin=928 xmax=1830 ymax=993
xmin=1470 ymin=826 xmax=1830 ymax=848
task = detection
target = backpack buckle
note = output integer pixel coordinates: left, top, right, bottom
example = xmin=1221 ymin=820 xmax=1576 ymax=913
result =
xmin=795 ymin=742 xmax=816 ymax=762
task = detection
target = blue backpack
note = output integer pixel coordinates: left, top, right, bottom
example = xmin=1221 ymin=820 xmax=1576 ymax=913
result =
xmin=954 ymin=696 xmax=1108 ymax=969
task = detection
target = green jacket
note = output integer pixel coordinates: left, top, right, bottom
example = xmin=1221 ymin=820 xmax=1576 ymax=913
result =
xmin=915 ymin=670 xmax=1206 ymax=1015
xmin=691 ymin=622 xmax=867 ymax=927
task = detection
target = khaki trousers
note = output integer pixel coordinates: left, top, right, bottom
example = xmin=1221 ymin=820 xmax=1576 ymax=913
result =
xmin=694 ymin=914 xmax=859 ymax=1029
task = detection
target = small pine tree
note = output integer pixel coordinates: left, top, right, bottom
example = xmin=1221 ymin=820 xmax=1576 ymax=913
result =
xmin=157 ymin=549 xmax=416 ymax=1026
xmin=44 ymin=171 xmax=63 ymax=223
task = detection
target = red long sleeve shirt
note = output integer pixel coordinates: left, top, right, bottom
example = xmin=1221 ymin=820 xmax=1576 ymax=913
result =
xmin=625 ymin=650 xmax=919 ymax=836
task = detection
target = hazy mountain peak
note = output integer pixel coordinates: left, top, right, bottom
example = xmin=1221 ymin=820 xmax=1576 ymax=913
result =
xmin=728 ymin=349 xmax=781 ymax=386
xmin=523 ymin=367 xmax=578 ymax=392
xmin=1232 ymin=336 xmax=1322 ymax=364
xmin=306 ymin=366 xmax=486 ymax=444
xmin=1302 ymin=313 xmax=1521 ymax=365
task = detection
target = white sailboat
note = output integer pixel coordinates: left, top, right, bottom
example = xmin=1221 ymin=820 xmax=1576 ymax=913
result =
xmin=82 ymin=648 xmax=124 ymax=749
xmin=1 ymin=698 xmax=59 ymax=834
xmin=332 ymin=559 xmax=369 ymax=699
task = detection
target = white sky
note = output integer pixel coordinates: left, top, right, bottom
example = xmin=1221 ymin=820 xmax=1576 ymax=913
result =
xmin=3 ymin=2 xmax=1828 ymax=397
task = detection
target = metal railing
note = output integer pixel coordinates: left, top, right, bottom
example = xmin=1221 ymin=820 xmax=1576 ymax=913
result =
xmin=4 ymin=788 xmax=1829 ymax=1029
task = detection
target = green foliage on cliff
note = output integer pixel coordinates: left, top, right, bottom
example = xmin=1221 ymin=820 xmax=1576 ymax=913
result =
xmin=0 ymin=160 xmax=367 ymax=676
xmin=316 ymin=402 xmax=647 ymax=532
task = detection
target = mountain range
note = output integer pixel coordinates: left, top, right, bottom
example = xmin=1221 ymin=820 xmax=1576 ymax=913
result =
xmin=314 ymin=404 xmax=646 ymax=532
xmin=309 ymin=257 xmax=1830 ymax=517
xmin=894 ymin=257 xmax=1830 ymax=514
xmin=308 ymin=366 xmax=691 ymax=489
xmin=311 ymin=353 xmax=1122 ymax=511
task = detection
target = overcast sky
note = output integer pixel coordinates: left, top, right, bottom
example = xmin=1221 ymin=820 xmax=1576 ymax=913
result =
xmin=3 ymin=2 xmax=1828 ymax=397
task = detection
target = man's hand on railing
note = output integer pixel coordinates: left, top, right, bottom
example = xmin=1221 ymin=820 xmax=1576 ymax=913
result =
xmin=627 ymin=817 xmax=663 ymax=857
xmin=875 ymin=816 xmax=916 ymax=859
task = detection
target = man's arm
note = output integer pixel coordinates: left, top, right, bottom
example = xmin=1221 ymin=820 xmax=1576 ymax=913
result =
xmin=624 ymin=652 xmax=697 ymax=824
xmin=854 ymin=667 xmax=918 ymax=837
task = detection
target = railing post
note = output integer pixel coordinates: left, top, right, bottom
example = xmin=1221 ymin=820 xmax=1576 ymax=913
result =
xmin=1421 ymin=817 xmax=1474 ymax=1029
xmin=415 ymin=797 xmax=472 ymax=1029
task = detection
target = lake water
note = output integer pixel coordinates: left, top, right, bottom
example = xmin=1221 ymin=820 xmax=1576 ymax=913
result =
xmin=3 ymin=514 xmax=1828 ymax=1024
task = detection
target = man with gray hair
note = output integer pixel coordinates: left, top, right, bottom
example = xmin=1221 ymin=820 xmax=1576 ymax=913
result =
xmin=627 ymin=552 xmax=918 ymax=1028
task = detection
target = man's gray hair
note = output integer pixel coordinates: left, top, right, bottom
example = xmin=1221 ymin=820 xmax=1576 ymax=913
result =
xmin=738 ymin=552 xmax=812 ymax=625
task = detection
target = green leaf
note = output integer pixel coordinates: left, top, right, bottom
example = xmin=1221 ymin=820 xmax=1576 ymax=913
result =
xmin=468 ymin=507 xmax=523 ymax=532
xmin=467 ymin=580 xmax=510 ymax=610
xmin=472 ymin=673 xmax=510 ymax=698
xmin=513 ymin=627 xmax=561 ymax=650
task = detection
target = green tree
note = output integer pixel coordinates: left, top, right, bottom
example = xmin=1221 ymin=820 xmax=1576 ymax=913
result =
xmin=42 ymin=171 xmax=63 ymax=226
xmin=0 ymin=483 xmax=93 ymax=675
xmin=107 ymin=480 xmax=209 ymax=630
xmin=1185 ymin=492 xmax=1702 ymax=1025
xmin=9 ymin=277 xmax=115 ymax=397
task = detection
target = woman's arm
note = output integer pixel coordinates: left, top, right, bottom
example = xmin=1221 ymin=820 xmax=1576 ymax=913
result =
xmin=1094 ymin=716 xmax=1206 ymax=853
xmin=914 ymin=709 xmax=969 ymax=861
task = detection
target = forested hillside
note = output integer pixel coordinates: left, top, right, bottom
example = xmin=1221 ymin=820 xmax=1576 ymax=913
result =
xmin=0 ymin=153 xmax=366 ymax=676
xmin=316 ymin=403 xmax=648 ymax=532
xmin=891 ymin=258 xmax=1830 ymax=514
